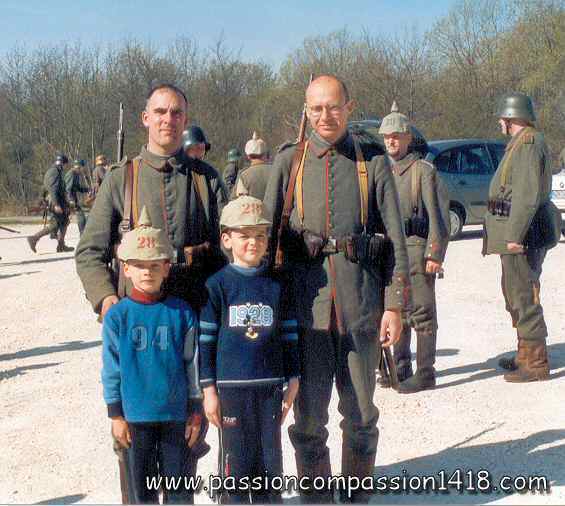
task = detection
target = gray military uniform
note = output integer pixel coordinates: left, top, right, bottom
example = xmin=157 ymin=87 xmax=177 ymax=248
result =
xmin=390 ymin=152 xmax=450 ymax=376
xmin=45 ymin=164 xmax=70 ymax=234
xmin=92 ymin=165 xmax=107 ymax=194
xmin=223 ymin=161 xmax=240 ymax=196
xmin=263 ymin=130 xmax=409 ymax=488
xmin=65 ymin=168 xmax=90 ymax=235
xmin=231 ymin=161 xmax=272 ymax=200
xmin=76 ymin=146 xmax=228 ymax=313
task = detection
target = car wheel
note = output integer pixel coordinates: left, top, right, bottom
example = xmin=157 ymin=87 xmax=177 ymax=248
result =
xmin=449 ymin=207 xmax=464 ymax=240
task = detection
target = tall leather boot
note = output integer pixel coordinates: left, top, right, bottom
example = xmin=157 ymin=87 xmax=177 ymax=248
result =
xmin=341 ymin=443 xmax=376 ymax=504
xmin=398 ymin=331 xmax=436 ymax=394
xmin=499 ymin=333 xmax=527 ymax=371
xmin=27 ymin=227 xmax=52 ymax=253
xmin=295 ymin=452 xmax=333 ymax=504
xmin=504 ymin=340 xmax=550 ymax=382
xmin=56 ymin=228 xmax=74 ymax=253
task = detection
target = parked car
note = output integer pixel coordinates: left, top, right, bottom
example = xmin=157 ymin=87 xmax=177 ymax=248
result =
xmin=550 ymin=169 xmax=565 ymax=236
xmin=348 ymin=120 xmax=506 ymax=239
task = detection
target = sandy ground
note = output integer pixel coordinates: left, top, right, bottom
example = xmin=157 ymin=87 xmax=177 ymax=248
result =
xmin=0 ymin=222 xmax=564 ymax=505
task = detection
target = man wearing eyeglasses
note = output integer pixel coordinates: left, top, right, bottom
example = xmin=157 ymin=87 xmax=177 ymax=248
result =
xmin=264 ymin=75 xmax=409 ymax=503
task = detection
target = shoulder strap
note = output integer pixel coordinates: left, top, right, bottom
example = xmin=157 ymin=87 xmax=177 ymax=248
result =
xmin=294 ymin=142 xmax=309 ymax=224
xmin=193 ymin=171 xmax=210 ymax=225
xmin=411 ymin=161 xmax=422 ymax=216
xmin=274 ymin=141 xmax=307 ymax=269
xmin=500 ymin=127 xmax=534 ymax=188
xmin=118 ymin=160 xmax=135 ymax=298
xmin=353 ymin=139 xmax=369 ymax=228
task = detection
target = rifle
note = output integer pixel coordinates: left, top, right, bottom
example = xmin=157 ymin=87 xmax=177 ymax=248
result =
xmin=117 ymin=103 xmax=125 ymax=163
xmin=274 ymin=74 xmax=313 ymax=269
xmin=0 ymin=225 xmax=20 ymax=233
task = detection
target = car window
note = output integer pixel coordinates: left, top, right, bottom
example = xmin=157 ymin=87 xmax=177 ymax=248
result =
xmin=459 ymin=145 xmax=493 ymax=175
xmin=434 ymin=149 xmax=459 ymax=174
xmin=487 ymin=143 xmax=506 ymax=168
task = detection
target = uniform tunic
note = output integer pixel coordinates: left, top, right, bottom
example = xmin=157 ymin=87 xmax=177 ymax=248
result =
xmin=44 ymin=164 xmax=70 ymax=233
xmin=231 ymin=162 xmax=272 ymax=200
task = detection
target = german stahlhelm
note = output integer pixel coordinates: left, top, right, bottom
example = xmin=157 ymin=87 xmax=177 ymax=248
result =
xmin=496 ymin=92 xmax=536 ymax=123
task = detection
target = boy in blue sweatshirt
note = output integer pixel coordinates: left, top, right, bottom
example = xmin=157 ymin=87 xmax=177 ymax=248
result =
xmin=101 ymin=207 xmax=204 ymax=504
xmin=200 ymin=196 xmax=300 ymax=504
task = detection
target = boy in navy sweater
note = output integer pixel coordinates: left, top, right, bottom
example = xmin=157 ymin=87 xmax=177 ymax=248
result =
xmin=102 ymin=207 xmax=204 ymax=504
xmin=200 ymin=196 xmax=300 ymax=503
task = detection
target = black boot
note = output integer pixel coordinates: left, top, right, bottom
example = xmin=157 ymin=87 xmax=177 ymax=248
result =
xmin=56 ymin=228 xmax=74 ymax=253
xmin=295 ymin=452 xmax=334 ymax=504
xmin=341 ymin=443 xmax=376 ymax=504
xmin=398 ymin=331 xmax=436 ymax=394
xmin=27 ymin=227 xmax=51 ymax=253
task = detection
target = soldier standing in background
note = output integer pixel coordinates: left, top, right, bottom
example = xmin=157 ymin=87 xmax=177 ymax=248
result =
xmin=27 ymin=153 xmax=74 ymax=253
xmin=223 ymin=148 xmax=242 ymax=195
xmin=231 ymin=131 xmax=271 ymax=200
xmin=378 ymin=102 xmax=450 ymax=394
xmin=92 ymin=154 xmax=109 ymax=195
xmin=484 ymin=92 xmax=558 ymax=383
xmin=65 ymin=159 xmax=90 ymax=236
xmin=264 ymin=75 xmax=409 ymax=503
xmin=182 ymin=125 xmax=211 ymax=161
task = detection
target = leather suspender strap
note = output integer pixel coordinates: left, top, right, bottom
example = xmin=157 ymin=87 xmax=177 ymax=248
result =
xmin=117 ymin=160 xmax=135 ymax=298
xmin=353 ymin=139 xmax=369 ymax=227
xmin=295 ymin=141 xmax=309 ymax=224
xmin=500 ymin=127 xmax=534 ymax=188
xmin=193 ymin=172 xmax=210 ymax=225
xmin=131 ymin=158 xmax=140 ymax=226
xmin=274 ymin=141 xmax=307 ymax=268
xmin=410 ymin=160 xmax=422 ymax=217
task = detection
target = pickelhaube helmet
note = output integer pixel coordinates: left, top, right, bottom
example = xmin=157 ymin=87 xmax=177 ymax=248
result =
xmin=117 ymin=207 xmax=174 ymax=262
xmin=227 ymin=148 xmax=242 ymax=162
xmin=378 ymin=101 xmax=411 ymax=135
xmin=95 ymin=154 xmax=107 ymax=166
xmin=55 ymin=153 xmax=69 ymax=166
xmin=220 ymin=195 xmax=272 ymax=230
xmin=245 ymin=132 xmax=268 ymax=157
xmin=496 ymin=92 xmax=536 ymax=123
xmin=183 ymin=126 xmax=211 ymax=153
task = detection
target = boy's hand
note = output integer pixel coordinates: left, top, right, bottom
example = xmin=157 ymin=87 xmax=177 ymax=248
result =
xmin=111 ymin=417 xmax=131 ymax=449
xmin=185 ymin=413 xmax=202 ymax=448
xmin=281 ymin=377 xmax=300 ymax=425
xmin=203 ymin=386 xmax=222 ymax=428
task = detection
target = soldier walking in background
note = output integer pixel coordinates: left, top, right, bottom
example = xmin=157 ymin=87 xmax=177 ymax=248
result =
xmin=264 ymin=75 xmax=409 ymax=503
xmin=182 ymin=125 xmax=211 ymax=161
xmin=378 ymin=102 xmax=450 ymax=394
xmin=27 ymin=153 xmax=74 ymax=253
xmin=65 ymin=159 xmax=90 ymax=236
xmin=484 ymin=92 xmax=559 ymax=383
xmin=223 ymin=148 xmax=242 ymax=195
xmin=231 ymin=131 xmax=271 ymax=200
xmin=92 ymin=154 xmax=109 ymax=195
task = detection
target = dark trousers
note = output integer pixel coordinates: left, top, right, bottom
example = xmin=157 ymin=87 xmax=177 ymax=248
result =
xmin=126 ymin=421 xmax=197 ymax=504
xmin=218 ymin=386 xmax=283 ymax=504
xmin=500 ymin=248 xmax=547 ymax=341
xmin=288 ymin=322 xmax=379 ymax=467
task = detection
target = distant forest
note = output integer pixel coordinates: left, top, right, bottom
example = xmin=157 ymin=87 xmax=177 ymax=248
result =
xmin=1 ymin=0 xmax=564 ymax=213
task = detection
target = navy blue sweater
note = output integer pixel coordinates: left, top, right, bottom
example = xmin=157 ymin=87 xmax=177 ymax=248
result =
xmin=199 ymin=264 xmax=300 ymax=388
xmin=101 ymin=292 xmax=200 ymax=422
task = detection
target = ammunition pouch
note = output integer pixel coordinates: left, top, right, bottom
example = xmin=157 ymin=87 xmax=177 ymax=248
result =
xmin=524 ymin=201 xmax=561 ymax=250
xmin=487 ymin=198 xmax=511 ymax=217
xmin=404 ymin=215 xmax=429 ymax=239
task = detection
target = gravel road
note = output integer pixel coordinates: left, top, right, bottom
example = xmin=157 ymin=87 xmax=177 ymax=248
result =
xmin=1 ymin=223 xmax=564 ymax=505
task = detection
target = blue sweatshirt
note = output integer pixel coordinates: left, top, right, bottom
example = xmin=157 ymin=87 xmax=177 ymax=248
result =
xmin=199 ymin=264 xmax=300 ymax=388
xmin=101 ymin=291 xmax=200 ymax=422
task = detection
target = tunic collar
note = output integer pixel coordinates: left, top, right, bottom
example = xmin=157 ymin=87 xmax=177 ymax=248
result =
xmin=140 ymin=145 xmax=185 ymax=172
xmin=308 ymin=130 xmax=353 ymax=158
xmin=129 ymin=286 xmax=165 ymax=304
xmin=391 ymin=151 xmax=420 ymax=176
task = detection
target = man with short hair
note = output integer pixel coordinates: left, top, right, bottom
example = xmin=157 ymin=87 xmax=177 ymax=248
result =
xmin=76 ymin=82 xmax=227 ymax=318
xmin=264 ymin=75 xmax=409 ymax=503
xmin=379 ymin=102 xmax=450 ymax=394
xmin=484 ymin=92 xmax=557 ymax=383
xmin=232 ymin=131 xmax=271 ymax=200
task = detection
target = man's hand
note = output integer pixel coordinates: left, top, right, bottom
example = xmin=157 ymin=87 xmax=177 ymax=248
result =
xmin=101 ymin=295 xmax=119 ymax=319
xmin=380 ymin=309 xmax=402 ymax=347
xmin=185 ymin=413 xmax=202 ymax=448
xmin=425 ymin=259 xmax=442 ymax=274
xmin=203 ymin=386 xmax=222 ymax=428
xmin=111 ymin=417 xmax=131 ymax=449
xmin=53 ymin=205 xmax=63 ymax=214
xmin=281 ymin=377 xmax=300 ymax=425
xmin=507 ymin=242 xmax=525 ymax=254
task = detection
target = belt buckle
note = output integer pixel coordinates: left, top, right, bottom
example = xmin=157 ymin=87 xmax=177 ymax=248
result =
xmin=322 ymin=237 xmax=338 ymax=254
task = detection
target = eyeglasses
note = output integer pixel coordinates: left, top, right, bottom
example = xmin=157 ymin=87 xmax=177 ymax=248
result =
xmin=307 ymin=102 xmax=350 ymax=118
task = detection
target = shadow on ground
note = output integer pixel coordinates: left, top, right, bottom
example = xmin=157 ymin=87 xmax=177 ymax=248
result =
xmin=0 ymin=340 xmax=101 ymax=362
xmin=0 ymin=270 xmax=41 ymax=280
xmin=371 ymin=428 xmax=564 ymax=504
xmin=0 ymin=255 xmax=74 ymax=267
xmin=35 ymin=493 xmax=87 ymax=504
xmin=0 ymin=362 xmax=61 ymax=381
xmin=435 ymin=342 xmax=565 ymax=389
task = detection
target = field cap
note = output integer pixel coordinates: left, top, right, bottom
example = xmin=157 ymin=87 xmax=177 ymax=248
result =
xmin=117 ymin=207 xmax=174 ymax=261
xmin=220 ymin=195 xmax=271 ymax=230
